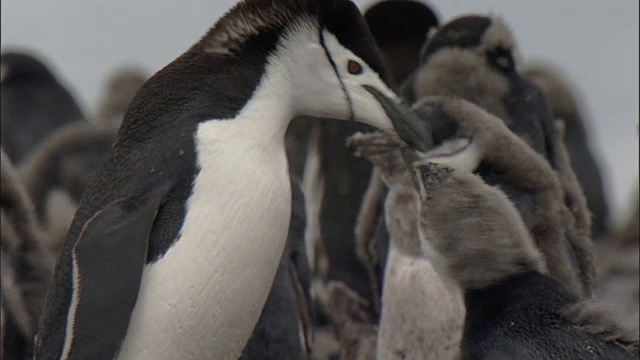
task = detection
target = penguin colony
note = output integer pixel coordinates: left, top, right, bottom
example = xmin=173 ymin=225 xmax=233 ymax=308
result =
xmin=0 ymin=0 xmax=637 ymax=359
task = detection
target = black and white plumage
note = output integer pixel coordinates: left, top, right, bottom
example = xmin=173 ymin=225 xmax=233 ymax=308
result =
xmin=34 ymin=1 xmax=423 ymax=359
xmin=0 ymin=51 xmax=85 ymax=164
xmin=401 ymin=14 xmax=597 ymax=297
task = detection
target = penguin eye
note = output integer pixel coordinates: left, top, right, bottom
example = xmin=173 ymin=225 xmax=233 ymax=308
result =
xmin=495 ymin=56 xmax=511 ymax=69
xmin=487 ymin=47 xmax=514 ymax=73
xmin=347 ymin=60 xmax=363 ymax=75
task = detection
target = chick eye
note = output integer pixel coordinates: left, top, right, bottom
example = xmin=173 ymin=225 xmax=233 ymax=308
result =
xmin=495 ymin=56 xmax=511 ymax=69
xmin=487 ymin=47 xmax=514 ymax=72
xmin=347 ymin=60 xmax=363 ymax=75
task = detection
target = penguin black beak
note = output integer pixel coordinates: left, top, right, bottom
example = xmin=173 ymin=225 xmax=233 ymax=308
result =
xmin=362 ymin=85 xmax=432 ymax=152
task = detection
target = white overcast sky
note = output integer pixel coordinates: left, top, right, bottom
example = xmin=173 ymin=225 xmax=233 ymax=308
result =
xmin=1 ymin=0 xmax=638 ymax=221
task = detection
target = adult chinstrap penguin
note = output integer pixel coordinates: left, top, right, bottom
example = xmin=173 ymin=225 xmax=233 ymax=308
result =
xmin=34 ymin=1 xmax=425 ymax=359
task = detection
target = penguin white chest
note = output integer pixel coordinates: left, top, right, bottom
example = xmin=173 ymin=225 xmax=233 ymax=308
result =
xmin=117 ymin=119 xmax=292 ymax=360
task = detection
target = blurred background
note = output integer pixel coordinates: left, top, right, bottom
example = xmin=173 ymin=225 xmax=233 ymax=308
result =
xmin=1 ymin=0 xmax=638 ymax=219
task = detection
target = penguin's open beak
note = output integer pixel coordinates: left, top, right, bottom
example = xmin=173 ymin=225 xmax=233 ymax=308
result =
xmin=362 ymin=85 xmax=432 ymax=152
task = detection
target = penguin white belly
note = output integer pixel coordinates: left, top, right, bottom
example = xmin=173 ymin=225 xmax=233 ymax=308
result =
xmin=117 ymin=119 xmax=292 ymax=360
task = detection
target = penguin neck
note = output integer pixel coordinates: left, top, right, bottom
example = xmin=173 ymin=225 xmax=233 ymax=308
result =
xmin=216 ymin=23 xmax=322 ymax=145
xmin=229 ymin=59 xmax=296 ymax=146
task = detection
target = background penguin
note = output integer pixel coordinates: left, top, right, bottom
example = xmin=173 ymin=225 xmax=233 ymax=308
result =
xmin=364 ymin=0 xmax=440 ymax=84
xmin=34 ymin=0 xmax=425 ymax=359
xmin=400 ymin=14 xmax=596 ymax=297
xmin=1 ymin=149 xmax=56 ymax=360
xmin=410 ymin=161 xmax=638 ymax=359
xmin=18 ymin=122 xmax=117 ymax=252
xmin=348 ymin=131 xmax=464 ymax=360
xmin=0 ymin=50 xmax=85 ymax=164
xmin=17 ymin=63 xmax=145 ymax=253
xmin=523 ymin=63 xmax=610 ymax=239
xmin=95 ymin=65 xmax=149 ymax=131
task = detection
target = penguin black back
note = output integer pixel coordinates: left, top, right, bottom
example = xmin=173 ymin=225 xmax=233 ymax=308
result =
xmin=463 ymin=272 xmax=638 ymax=360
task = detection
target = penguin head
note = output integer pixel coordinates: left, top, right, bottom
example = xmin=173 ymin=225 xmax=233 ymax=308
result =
xmin=407 ymin=15 xmax=518 ymax=114
xmin=407 ymin=15 xmax=555 ymax=157
xmin=419 ymin=15 xmax=518 ymax=75
xmin=0 ymin=50 xmax=56 ymax=85
xmin=122 ymin=0 xmax=429 ymax=150
xmin=286 ymin=0 xmax=429 ymax=143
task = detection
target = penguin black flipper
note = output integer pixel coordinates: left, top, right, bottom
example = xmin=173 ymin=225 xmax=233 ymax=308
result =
xmin=70 ymin=195 xmax=164 ymax=359
xmin=34 ymin=188 xmax=169 ymax=360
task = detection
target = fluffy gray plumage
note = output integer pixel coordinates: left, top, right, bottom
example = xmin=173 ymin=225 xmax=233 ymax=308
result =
xmin=18 ymin=122 xmax=116 ymax=252
xmin=349 ymin=131 xmax=465 ymax=360
xmin=413 ymin=161 xmax=546 ymax=289
xmin=403 ymin=14 xmax=596 ymax=297
xmin=523 ymin=63 xmax=610 ymax=239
